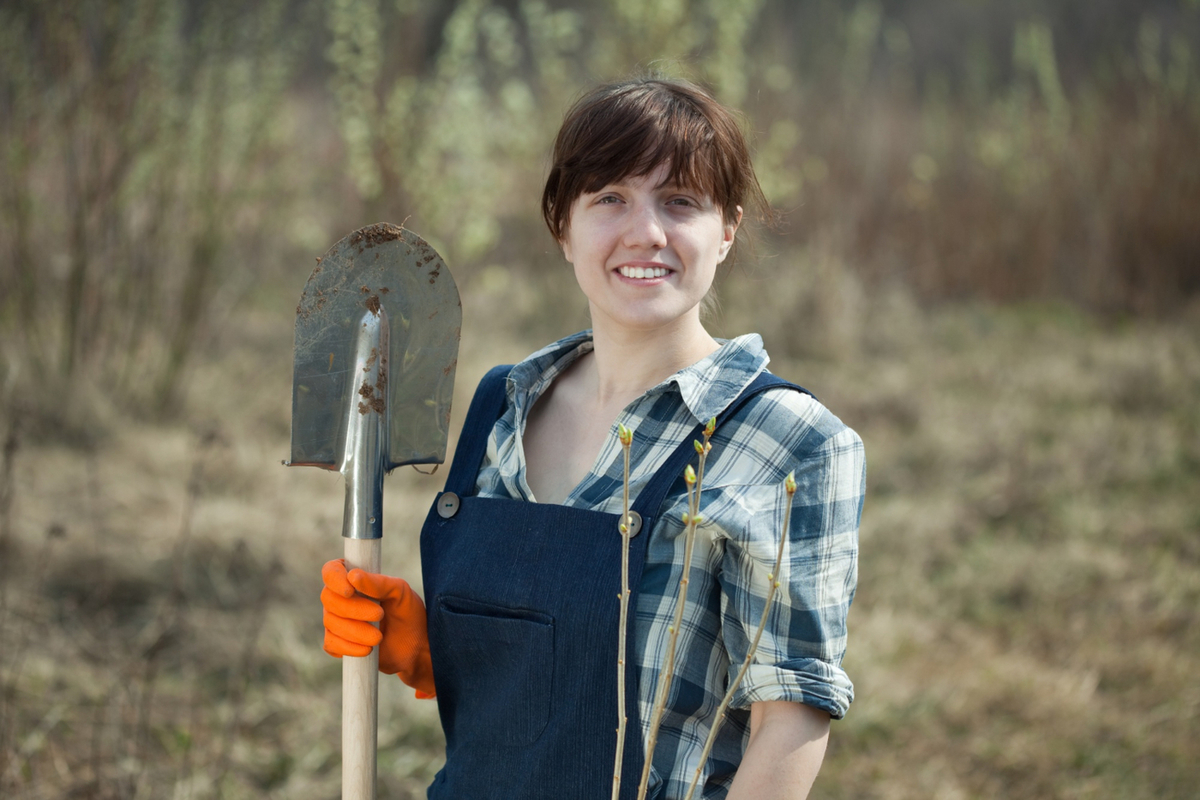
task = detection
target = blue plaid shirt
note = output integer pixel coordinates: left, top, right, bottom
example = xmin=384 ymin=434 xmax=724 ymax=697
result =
xmin=475 ymin=330 xmax=865 ymax=799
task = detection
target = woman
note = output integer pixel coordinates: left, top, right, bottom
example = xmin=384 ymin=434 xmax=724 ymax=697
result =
xmin=321 ymin=77 xmax=865 ymax=799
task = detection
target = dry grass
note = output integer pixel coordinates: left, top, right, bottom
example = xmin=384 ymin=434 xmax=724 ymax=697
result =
xmin=2 ymin=283 xmax=1198 ymax=798
xmin=786 ymin=298 xmax=1200 ymax=799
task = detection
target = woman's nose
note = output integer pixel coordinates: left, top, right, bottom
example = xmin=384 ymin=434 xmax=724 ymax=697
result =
xmin=621 ymin=203 xmax=668 ymax=249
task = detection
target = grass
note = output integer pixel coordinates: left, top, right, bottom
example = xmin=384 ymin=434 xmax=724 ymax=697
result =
xmin=795 ymin=298 xmax=1200 ymax=799
xmin=2 ymin=284 xmax=1198 ymax=798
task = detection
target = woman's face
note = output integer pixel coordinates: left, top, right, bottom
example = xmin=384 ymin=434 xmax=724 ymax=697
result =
xmin=561 ymin=162 xmax=740 ymax=337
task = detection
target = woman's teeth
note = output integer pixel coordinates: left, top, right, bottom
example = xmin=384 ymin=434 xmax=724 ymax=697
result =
xmin=619 ymin=266 xmax=669 ymax=279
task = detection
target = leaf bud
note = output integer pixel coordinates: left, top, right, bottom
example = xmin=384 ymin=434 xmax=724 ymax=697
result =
xmin=684 ymin=464 xmax=697 ymax=485
xmin=785 ymin=471 xmax=796 ymax=495
xmin=617 ymin=423 xmax=633 ymax=447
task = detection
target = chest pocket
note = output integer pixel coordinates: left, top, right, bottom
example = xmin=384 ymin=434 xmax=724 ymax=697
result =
xmin=430 ymin=595 xmax=555 ymax=747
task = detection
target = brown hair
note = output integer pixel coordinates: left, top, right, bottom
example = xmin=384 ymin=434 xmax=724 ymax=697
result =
xmin=541 ymin=77 xmax=771 ymax=243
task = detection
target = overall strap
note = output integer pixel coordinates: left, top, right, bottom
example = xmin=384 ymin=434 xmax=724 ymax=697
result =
xmin=629 ymin=371 xmax=814 ymax=521
xmin=442 ymin=364 xmax=512 ymax=497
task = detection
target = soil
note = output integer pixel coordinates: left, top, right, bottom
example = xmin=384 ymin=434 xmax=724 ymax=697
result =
xmin=347 ymin=222 xmax=404 ymax=250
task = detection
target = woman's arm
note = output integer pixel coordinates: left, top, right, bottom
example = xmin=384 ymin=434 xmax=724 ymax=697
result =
xmin=726 ymin=701 xmax=830 ymax=800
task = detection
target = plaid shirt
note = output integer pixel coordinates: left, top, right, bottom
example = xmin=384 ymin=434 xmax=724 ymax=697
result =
xmin=475 ymin=330 xmax=864 ymax=799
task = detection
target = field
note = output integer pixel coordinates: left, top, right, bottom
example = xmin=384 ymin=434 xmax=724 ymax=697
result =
xmin=2 ymin=285 xmax=1198 ymax=799
xmin=2 ymin=0 xmax=1200 ymax=797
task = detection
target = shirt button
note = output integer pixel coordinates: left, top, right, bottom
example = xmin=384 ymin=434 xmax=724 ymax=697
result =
xmin=619 ymin=510 xmax=642 ymax=538
xmin=437 ymin=491 xmax=460 ymax=519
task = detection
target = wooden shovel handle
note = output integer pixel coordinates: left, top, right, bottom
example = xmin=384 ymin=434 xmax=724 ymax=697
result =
xmin=343 ymin=537 xmax=382 ymax=800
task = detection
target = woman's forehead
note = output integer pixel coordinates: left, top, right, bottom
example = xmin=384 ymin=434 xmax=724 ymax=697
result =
xmin=586 ymin=159 xmax=716 ymax=197
xmin=600 ymin=163 xmax=672 ymax=189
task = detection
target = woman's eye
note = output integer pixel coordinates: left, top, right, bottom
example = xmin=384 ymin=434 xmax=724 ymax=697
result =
xmin=668 ymin=197 xmax=695 ymax=207
xmin=596 ymin=195 xmax=620 ymax=204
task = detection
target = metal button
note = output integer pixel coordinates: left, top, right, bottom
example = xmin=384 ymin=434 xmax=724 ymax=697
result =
xmin=437 ymin=491 xmax=460 ymax=519
xmin=619 ymin=510 xmax=642 ymax=538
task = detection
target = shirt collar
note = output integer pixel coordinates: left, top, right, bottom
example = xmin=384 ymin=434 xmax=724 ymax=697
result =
xmin=664 ymin=333 xmax=770 ymax=423
xmin=505 ymin=330 xmax=594 ymax=422
xmin=506 ymin=329 xmax=770 ymax=424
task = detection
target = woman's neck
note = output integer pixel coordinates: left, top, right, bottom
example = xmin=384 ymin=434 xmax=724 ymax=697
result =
xmin=584 ymin=310 xmax=720 ymax=407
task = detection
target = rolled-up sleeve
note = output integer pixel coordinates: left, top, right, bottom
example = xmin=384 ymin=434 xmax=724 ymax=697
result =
xmin=718 ymin=422 xmax=865 ymax=720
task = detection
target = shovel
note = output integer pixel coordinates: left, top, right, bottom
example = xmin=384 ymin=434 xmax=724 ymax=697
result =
xmin=287 ymin=223 xmax=460 ymax=800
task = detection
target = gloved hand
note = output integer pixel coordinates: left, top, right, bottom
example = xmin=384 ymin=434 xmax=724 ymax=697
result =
xmin=321 ymin=558 xmax=436 ymax=699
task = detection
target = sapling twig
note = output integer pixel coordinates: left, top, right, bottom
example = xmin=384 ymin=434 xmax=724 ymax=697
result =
xmin=636 ymin=418 xmax=717 ymax=800
xmin=680 ymin=471 xmax=798 ymax=800
xmin=612 ymin=422 xmax=634 ymax=800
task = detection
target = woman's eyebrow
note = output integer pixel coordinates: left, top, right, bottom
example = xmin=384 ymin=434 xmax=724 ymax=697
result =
xmin=657 ymin=183 xmax=713 ymax=203
xmin=654 ymin=179 xmax=694 ymax=192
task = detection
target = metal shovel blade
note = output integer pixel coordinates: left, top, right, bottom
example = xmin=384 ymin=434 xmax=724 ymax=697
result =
xmin=288 ymin=223 xmax=461 ymax=475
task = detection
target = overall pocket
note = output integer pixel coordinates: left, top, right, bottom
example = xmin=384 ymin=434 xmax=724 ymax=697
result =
xmin=431 ymin=595 xmax=554 ymax=747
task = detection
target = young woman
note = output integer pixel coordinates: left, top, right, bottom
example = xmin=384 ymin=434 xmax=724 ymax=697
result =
xmin=320 ymin=77 xmax=865 ymax=800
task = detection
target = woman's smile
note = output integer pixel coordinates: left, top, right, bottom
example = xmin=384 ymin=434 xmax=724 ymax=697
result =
xmin=616 ymin=263 xmax=672 ymax=281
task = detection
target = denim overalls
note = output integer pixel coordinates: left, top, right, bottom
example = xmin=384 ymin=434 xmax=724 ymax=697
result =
xmin=420 ymin=364 xmax=808 ymax=799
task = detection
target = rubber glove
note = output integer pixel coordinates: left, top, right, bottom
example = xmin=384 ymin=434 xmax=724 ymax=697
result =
xmin=321 ymin=558 xmax=436 ymax=699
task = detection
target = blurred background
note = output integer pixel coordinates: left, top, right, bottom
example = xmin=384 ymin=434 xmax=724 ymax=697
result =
xmin=1 ymin=0 xmax=1198 ymax=797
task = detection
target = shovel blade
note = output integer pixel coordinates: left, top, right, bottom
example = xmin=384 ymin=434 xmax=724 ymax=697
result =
xmin=289 ymin=224 xmax=460 ymax=472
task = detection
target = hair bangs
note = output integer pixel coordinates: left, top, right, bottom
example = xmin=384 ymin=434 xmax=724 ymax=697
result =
xmin=573 ymin=90 xmax=723 ymax=203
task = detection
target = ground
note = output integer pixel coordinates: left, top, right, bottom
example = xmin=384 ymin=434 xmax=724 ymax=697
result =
xmin=2 ymin=288 xmax=1198 ymax=799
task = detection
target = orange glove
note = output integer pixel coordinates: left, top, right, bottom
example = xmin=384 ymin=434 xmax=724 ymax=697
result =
xmin=321 ymin=558 xmax=436 ymax=699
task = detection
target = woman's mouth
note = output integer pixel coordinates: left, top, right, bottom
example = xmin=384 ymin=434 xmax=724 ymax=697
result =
xmin=618 ymin=265 xmax=670 ymax=279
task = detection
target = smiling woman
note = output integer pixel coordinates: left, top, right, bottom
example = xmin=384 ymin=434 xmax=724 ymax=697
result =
xmin=320 ymin=77 xmax=866 ymax=800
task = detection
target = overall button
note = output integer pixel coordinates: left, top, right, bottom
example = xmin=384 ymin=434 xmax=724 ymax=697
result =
xmin=437 ymin=492 xmax=461 ymax=519
xmin=619 ymin=510 xmax=642 ymax=538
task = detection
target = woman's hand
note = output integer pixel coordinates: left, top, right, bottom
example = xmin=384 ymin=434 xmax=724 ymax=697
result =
xmin=320 ymin=558 xmax=436 ymax=698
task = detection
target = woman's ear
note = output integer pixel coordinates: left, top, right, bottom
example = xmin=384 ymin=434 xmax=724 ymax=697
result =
xmin=558 ymin=210 xmax=575 ymax=264
xmin=718 ymin=205 xmax=743 ymax=263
